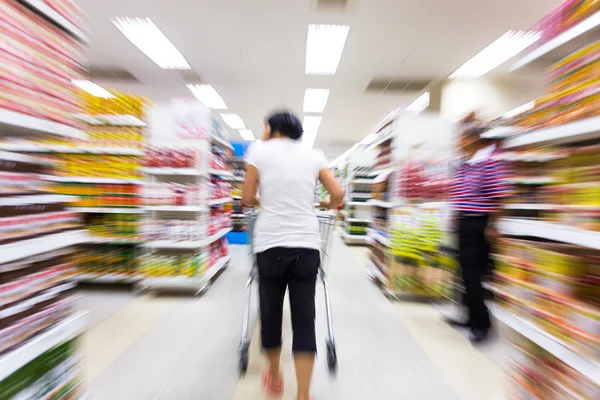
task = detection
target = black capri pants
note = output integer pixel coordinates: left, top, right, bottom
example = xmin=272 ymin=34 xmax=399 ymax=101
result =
xmin=256 ymin=247 xmax=320 ymax=353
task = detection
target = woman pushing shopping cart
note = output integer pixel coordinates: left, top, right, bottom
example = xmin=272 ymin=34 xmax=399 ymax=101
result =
xmin=240 ymin=111 xmax=344 ymax=400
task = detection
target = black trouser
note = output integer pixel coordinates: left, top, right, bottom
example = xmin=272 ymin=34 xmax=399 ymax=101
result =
xmin=257 ymin=247 xmax=320 ymax=353
xmin=458 ymin=214 xmax=491 ymax=331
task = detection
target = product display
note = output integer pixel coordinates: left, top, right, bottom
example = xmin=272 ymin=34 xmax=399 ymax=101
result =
xmin=209 ymin=177 xmax=232 ymax=200
xmin=144 ymin=182 xmax=202 ymax=206
xmin=85 ymin=213 xmax=141 ymax=241
xmin=76 ymin=246 xmax=139 ymax=279
xmin=139 ymin=253 xmax=206 ymax=278
xmin=145 ymin=147 xmax=199 ymax=168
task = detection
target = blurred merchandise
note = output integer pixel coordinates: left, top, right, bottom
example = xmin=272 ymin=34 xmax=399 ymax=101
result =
xmin=144 ymin=182 xmax=202 ymax=206
xmin=209 ymin=210 xmax=232 ymax=235
xmin=139 ymin=253 xmax=207 ymax=278
xmin=143 ymin=218 xmax=204 ymax=242
xmin=57 ymin=182 xmax=141 ymax=208
xmin=85 ymin=213 xmax=141 ymax=241
xmin=209 ymin=237 xmax=229 ymax=268
xmin=209 ymin=177 xmax=232 ymax=200
xmin=76 ymin=246 xmax=139 ymax=278
xmin=145 ymin=146 xmax=200 ymax=168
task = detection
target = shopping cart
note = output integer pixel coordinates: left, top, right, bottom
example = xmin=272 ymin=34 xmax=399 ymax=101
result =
xmin=238 ymin=211 xmax=338 ymax=374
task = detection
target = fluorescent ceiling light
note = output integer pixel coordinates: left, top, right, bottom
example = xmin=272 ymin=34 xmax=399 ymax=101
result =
xmin=504 ymin=101 xmax=534 ymax=119
xmin=406 ymin=92 xmax=430 ymax=114
xmin=450 ymin=31 xmax=540 ymax=79
xmin=303 ymin=89 xmax=330 ymax=113
xmin=220 ymin=113 xmax=246 ymax=130
xmin=303 ymin=131 xmax=317 ymax=148
xmin=303 ymin=116 xmax=322 ymax=132
xmin=360 ymin=133 xmax=377 ymax=145
xmin=187 ymin=84 xmax=227 ymax=109
xmin=111 ymin=17 xmax=190 ymax=69
xmin=72 ymin=80 xmax=114 ymax=98
xmin=305 ymin=24 xmax=350 ymax=75
xmin=238 ymin=129 xmax=254 ymax=141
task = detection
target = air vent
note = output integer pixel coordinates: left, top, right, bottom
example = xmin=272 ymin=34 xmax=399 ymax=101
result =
xmin=88 ymin=67 xmax=140 ymax=83
xmin=311 ymin=0 xmax=357 ymax=11
xmin=366 ymin=77 xmax=432 ymax=94
xmin=177 ymin=69 xmax=202 ymax=83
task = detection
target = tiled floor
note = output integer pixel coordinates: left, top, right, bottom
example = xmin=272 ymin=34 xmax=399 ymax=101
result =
xmin=80 ymin=235 xmax=507 ymax=399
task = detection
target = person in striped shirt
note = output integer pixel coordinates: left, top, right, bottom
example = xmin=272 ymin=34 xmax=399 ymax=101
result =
xmin=448 ymin=124 xmax=513 ymax=344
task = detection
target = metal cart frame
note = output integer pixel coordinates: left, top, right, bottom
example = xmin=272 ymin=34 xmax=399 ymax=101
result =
xmin=238 ymin=211 xmax=338 ymax=374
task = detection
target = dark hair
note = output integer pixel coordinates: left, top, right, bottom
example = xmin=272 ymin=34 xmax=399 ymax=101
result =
xmin=464 ymin=126 xmax=486 ymax=139
xmin=266 ymin=111 xmax=303 ymax=140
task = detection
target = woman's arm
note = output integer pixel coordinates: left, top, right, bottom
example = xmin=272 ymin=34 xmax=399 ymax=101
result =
xmin=318 ymin=168 xmax=344 ymax=209
xmin=242 ymin=164 xmax=260 ymax=207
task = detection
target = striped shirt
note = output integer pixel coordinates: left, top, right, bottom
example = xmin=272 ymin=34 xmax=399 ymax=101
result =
xmin=450 ymin=145 xmax=513 ymax=213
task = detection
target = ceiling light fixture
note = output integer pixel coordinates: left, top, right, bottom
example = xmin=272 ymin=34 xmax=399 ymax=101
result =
xmin=303 ymin=131 xmax=317 ymax=149
xmin=449 ymin=30 xmax=540 ymax=79
xmin=111 ymin=17 xmax=191 ymax=69
xmin=503 ymin=101 xmax=535 ymax=119
xmin=72 ymin=80 xmax=115 ymax=98
xmin=238 ymin=129 xmax=254 ymax=141
xmin=187 ymin=84 xmax=227 ymax=109
xmin=405 ymin=92 xmax=430 ymax=114
xmin=303 ymin=116 xmax=322 ymax=132
xmin=360 ymin=133 xmax=377 ymax=145
xmin=305 ymin=24 xmax=350 ymax=75
xmin=303 ymin=89 xmax=330 ymax=113
xmin=220 ymin=113 xmax=246 ymax=130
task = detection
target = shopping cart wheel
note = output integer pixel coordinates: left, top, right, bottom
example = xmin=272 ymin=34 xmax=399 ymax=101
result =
xmin=239 ymin=343 xmax=249 ymax=374
xmin=326 ymin=340 xmax=337 ymax=373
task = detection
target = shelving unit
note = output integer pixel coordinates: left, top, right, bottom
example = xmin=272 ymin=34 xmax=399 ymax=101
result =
xmin=341 ymin=149 xmax=377 ymax=245
xmin=494 ymin=6 xmax=600 ymax=395
xmin=0 ymin=2 xmax=89 ymax=396
xmin=363 ymin=113 xmax=455 ymax=300
xmin=140 ymin=124 xmax=233 ymax=295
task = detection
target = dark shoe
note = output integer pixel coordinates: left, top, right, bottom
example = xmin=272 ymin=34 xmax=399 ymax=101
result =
xmin=469 ymin=328 xmax=489 ymax=344
xmin=444 ymin=317 xmax=470 ymax=328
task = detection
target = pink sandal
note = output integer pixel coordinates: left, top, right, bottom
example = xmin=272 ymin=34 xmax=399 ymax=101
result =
xmin=262 ymin=367 xmax=284 ymax=396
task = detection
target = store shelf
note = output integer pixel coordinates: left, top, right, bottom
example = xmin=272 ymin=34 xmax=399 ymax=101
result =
xmin=209 ymin=169 xmax=233 ymax=177
xmin=0 ymin=282 xmax=76 ymax=319
xmin=0 ymin=230 xmax=86 ymax=264
xmin=85 ymin=236 xmax=144 ymax=245
xmin=0 ymin=109 xmax=85 ymax=139
xmin=207 ymin=228 xmax=232 ymax=244
xmin=367 ymin=199 xmax=396 ymax=208
xmin=511 ymin=11 xmax=600 ymax=71
xmin=208 ymin=197 xmax=233 ymax=206
xmin=506 ymin=177 xmax=558 ymax=185
xmin=142 ymin=167 xmax=203 ymax=176
xmin=342 ymin=232 xmax=367 ymax=244
xmin=367 ymin=228 xmax=391 ymax=247
xmin=0 ymin=195 xmax=77 ymax=206
xmin=144 ymin=205 xmax=207 ymax=212
xmin=17 ymin=0 xmax=89 ymax=42
xmin=77 ymin=274 xmax=141 ymax=284
xmin=0 ymin=143 xmax=143 ymax=155
xmin=225 ymin=176 xmax=244 ymax=182
xmin=490 ymin=305 xmax=600 ymax=386
xmin=480 ymin=126 xmax=516 ymax=139
xmin=212 ymin=135 xmax=233 ymax=150
xmin=143 ymin=228 xmax=231 ymax=249
xmin=68 ymin=207 xmax=144 ymax=214
xmin=75 ymin=114 xmax=146 ymax=127
xmin=504 ymin=116 xmax=600 ymax=148
xmin=347 ymin=217 xmax=371 ymax=223
xmin=348 ymin=201 xmax=372 ymax=207
xmin=499 ymin=218 xmax=600 ymax=250
xmin=0 ymin=311 xmax=88 ymax=381
xmin=142 ymin=254 xmax=230 ymax=290
xmin=45 ymin=176 xmax=143 ymax=184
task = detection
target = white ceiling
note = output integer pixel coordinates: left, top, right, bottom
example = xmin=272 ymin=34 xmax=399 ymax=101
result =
xmin=79 ymin=0 xmax=560 ymax=158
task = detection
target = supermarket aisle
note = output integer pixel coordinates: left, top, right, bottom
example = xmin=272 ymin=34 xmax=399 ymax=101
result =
xmin=81 ymin=234 xmax=505 ymax=400
xmin=235 ymin=233 xmax=457 ymax=400
xmin=83 ymin=246 xmax=253 ymax=400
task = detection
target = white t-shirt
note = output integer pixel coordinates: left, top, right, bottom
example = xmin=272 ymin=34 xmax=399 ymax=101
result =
xmin=246 ymin=138 xmax=327 ymax=253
